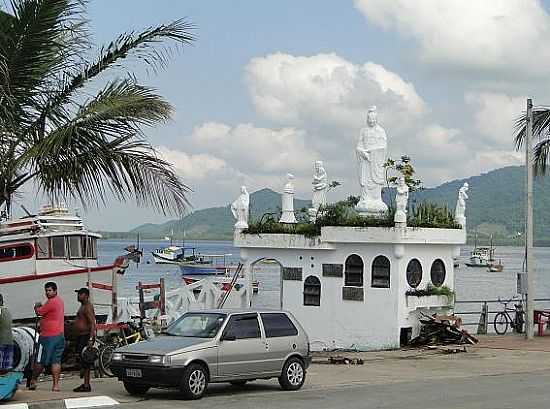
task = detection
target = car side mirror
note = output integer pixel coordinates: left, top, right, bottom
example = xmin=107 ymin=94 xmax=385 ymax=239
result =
xmin=223 ymin=334 xmax=236 ymax=341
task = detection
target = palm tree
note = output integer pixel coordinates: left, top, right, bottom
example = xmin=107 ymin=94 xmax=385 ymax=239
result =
xmin=0 ymin=0 xmax=195 ymax=217
xmin=515 ymin=106 xmax=550 ymax=174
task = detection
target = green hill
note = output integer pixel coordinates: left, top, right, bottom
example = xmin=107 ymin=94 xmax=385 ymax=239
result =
xmin=129 ymin=188 xmax=311 ymax=240
xmin=126 ymin=166 xmax=550 ymax=244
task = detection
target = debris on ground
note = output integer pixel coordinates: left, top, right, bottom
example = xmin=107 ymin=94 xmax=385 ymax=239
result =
xmin=409 ymin=313 xmax=478 ymax=347
xmin=326 ymin=356 xmax=365 ymax=365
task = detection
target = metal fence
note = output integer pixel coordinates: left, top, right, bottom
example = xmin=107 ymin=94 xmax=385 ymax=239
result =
xmin=454 ymin=298 xmax=550 ymax=334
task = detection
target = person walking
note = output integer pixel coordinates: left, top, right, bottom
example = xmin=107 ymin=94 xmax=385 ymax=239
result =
xmin=72 ymin=288 xmax=96 ymax=393
xmin=29 ymin=282 xmax=65 ymax=392
xmin=0 ymin=294 xmax=14 ymax=375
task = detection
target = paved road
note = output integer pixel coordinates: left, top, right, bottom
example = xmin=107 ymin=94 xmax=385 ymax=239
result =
xmin=120 ymin=369 xmax=550 ymax=409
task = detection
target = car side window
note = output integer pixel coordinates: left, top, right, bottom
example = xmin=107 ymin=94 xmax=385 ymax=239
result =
xmin=260 ymin=313 xmax=298 ymax=338
xmin=225 ymin=314 xmax=261 ymax=339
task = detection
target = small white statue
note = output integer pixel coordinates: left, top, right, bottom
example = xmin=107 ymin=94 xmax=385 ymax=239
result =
xmin=231 ymin=186 xmax=250 ymax=229
xmin=356 ymin=106 xmax=389 ymax=217
xmin=394 ymin=176 xmax=409 ymax=225
xmin=308 ymin=161 xmax=328 ymax=221
xmin=279 ymin=173 xmax=297 ymax=224
xmin=455 ymin=182 xmax=469 ymax=228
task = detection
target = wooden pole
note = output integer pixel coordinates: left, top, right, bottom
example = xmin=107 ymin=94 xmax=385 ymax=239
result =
xmin=526 ymin=98 xmax=535 ymax=340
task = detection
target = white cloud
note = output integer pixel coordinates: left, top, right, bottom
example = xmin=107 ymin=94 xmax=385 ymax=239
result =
xmin=465 ymin=92 xmax=526 ymax=148
xmin=245 ymin=53 xmax=426 ymax=131
xmin=190 ymin=122 xmax=319 ymax=173
xmin=354 ymin=0 xmax=550 ymax=77
xmin=155 ymin=146 xmax=228 ymax=180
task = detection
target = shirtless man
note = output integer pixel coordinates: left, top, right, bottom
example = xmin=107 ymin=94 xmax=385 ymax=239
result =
xmin=72 ymin=288 xmax=96 ymax=393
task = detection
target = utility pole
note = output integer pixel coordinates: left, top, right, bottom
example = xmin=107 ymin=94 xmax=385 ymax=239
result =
xmin=526 ymin=98 xmax=535 ymax=339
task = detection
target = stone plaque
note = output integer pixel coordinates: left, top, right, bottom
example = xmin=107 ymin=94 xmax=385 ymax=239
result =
xmin=342 ymin=286 xmax=364 ymax=301
xmin=322 ymin=263 xmax=343 ymax=277
xmin=282 ymin=267 xmax=303 ymax=281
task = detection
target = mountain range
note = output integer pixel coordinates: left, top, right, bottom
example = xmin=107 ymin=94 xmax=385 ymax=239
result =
xmin=119 ymin=166 xmax=549 ymax=245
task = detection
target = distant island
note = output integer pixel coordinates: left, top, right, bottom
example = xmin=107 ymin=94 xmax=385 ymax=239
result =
xmin=100 ymin=166 xmax=550 ymax=246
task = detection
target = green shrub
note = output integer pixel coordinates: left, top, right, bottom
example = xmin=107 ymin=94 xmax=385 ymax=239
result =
xmin=406 ymin=285 xmax=455 ymax=299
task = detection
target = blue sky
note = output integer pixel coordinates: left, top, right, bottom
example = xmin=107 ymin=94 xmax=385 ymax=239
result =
xmin=17 ymin=1 xmax=550 ymax=230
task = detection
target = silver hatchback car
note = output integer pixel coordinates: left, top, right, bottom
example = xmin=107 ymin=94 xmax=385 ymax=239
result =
xmin=110 ymin=309 xmax=311 ymax=399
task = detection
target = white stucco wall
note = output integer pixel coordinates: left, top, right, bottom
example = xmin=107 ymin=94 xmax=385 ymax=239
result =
xmin=235 ymin=226 xmax=465 ymax=351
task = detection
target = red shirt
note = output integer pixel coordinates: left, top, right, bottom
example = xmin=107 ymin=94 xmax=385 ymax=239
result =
xmin=37 ymin=296 xmax=64 ymax=337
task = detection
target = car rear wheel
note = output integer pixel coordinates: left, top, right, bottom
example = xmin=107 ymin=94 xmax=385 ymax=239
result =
xmin=180 ymin=363 xmax=208 ymax=400
xmin=278 ymin=357 xmax=305 ymax=391
xmin=123 ymin=381 xmax=150 ymax=396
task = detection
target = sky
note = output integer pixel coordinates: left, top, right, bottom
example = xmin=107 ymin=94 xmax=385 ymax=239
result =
xmin=16 ymin=0 xmax=550 ymax=230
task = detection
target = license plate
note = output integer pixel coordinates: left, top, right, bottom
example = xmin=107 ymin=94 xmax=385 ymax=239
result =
xmin=126 ymin=368 xmax=142 ymax=378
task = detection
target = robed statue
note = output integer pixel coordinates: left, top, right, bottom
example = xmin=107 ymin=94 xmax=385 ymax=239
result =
xmin=355 ymin=106 xmax=389 ymax=216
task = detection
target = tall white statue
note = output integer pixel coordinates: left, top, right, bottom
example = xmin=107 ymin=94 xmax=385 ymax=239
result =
xmin=279 ymin=173 xmax=297 ymax=224
xmin=308 ymin=161 xmax=328 ymax=221
xmin=455 ymin=182 xmax=469 ymax=228
xmin=394 ymin=176 xmax=409 ymax=226
xmin=231 ymin=186 xmax=250 ymax=229
xmin=356 ymin=106 xmax=389 ymax=217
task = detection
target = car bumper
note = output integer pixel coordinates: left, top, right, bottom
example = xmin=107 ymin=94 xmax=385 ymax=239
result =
xmin=111 ymin=363 xmax=186 ymax=387
xmin=304 ymin=355 xmax=312 ymax=369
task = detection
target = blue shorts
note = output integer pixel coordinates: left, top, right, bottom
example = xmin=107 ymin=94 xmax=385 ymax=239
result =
xmin=37 ymin=335 xmax=65 ymax=366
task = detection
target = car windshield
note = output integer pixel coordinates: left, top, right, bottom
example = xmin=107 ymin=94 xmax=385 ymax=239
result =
xmin=165 ymin=313 xmax=227 ymax=338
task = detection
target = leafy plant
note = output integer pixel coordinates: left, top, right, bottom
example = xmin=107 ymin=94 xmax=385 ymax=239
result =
xmin=408 ymin=202 xmax=460 ymax=229
xmin=406 ymin=285 xmax=455 ymax=299
xmin=384 ymin=155 xmax=423 ymax=192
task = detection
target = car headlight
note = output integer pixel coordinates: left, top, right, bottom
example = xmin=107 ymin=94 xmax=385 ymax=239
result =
xmin=149 ymin=355 xmax=170 ymax=365
xmin=112 ymin=353 xmax=123 ymax=361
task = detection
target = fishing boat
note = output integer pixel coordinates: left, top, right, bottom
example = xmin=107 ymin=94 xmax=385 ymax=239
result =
xmin=151 ymin=245 xmax=186 ymax=264
xmin=465 ymin=232 xmax=495 ymax=267
xmin=179 ymin=253 xmax=233 ymax=275
xmin=0 ymin=204 xmax=127 ymax=321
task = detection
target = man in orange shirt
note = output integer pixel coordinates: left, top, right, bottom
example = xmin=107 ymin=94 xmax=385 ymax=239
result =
xmin=29 ymin=282 xmax=65 ymax=392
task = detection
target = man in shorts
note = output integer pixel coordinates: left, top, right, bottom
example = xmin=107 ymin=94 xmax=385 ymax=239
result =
xmin=72 ymin=288 xmax=96 ymax=392
xmin=30 ymin=282 xmax=65 ymax=392
xmin=0 ymin=294 xmax=13 ymax=374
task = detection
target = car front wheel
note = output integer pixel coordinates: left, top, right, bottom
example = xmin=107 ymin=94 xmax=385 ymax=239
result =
xmin=278 ymin=357 xmax=306 ymax=391
xmin=180 ymin=363 xmax=208 ymax=400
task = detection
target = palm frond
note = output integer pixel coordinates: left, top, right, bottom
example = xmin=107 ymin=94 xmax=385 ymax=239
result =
xmin=47 ymin=18 xmax=195 ymax=113
xmin=514 ymin=107 xmax=550 ymax=174
xmin=18 ymin=78 xmax=187 ymax=213
xmin=0 ymin=0 xmax=87 ymax=125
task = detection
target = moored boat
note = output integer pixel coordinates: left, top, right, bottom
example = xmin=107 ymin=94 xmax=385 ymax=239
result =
xmin=0 ymin=204 xmax=127 ymax=321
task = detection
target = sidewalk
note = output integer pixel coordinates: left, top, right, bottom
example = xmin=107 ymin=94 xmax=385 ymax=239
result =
xmin=9 ymin=334 xmax=550 ymax=406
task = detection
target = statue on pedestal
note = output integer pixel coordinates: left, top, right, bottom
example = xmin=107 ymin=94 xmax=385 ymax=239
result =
xmin=394 ymin=176 xmax=409 ymax=226
xmin=355 ymin=106 xmax=389 ymax=217
xmin=279 ymin=174 xmax=297 ymax=224
xmin=231 ymin=186 xmax=250 ymax=230
xmin=308 ymin=161 xmax=328 ymax=221
xmin=455 ymin=182 xmax=469 ymax=228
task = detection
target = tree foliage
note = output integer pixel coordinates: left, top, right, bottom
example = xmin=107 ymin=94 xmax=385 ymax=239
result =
xmin=0 ymin=0 xmax=195 ymax=215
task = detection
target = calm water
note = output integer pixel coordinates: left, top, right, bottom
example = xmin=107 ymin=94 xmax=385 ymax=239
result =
xmin=98 ymin=239 xmax=550 ymax=310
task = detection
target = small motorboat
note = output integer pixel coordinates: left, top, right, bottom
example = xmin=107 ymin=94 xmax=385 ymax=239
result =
xmin=488 ymin=260 xmax=504 ymax=272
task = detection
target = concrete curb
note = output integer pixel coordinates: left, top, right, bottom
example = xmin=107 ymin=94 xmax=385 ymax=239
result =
xmin=3 ymin=396 xmax=119 ymax=409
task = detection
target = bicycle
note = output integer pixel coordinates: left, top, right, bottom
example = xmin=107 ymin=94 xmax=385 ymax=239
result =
xmin=97 ymin=321 xmax=149 ymax=377
xmin=493 ymin=297 xmax=525 ymax=335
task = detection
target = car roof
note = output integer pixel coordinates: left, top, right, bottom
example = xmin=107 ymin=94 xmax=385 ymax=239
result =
xmin=186 ymin=308 xmax=290 ymax=315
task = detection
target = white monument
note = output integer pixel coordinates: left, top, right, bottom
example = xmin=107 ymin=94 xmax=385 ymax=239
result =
xmin=394 ymin=176 xmax=409 ymax=226
xmin=356 ymin=106 xmax=389 ymax=217
xmin=279 ymin=174 xmax=297 ymax=224
xmin=231 ymin=186 xmax=250 ymax=230
xmin=308 ymin=161 xmax=328 ymax=221
xmin=454 ymin=182 xmax=469 ymax=228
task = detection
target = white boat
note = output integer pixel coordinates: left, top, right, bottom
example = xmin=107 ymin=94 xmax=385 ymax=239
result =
xmin=0 ymin=204 xmax=126 ymax=322
xmin=151 ymin=245 xmax=185 ymax=264
xmin=465 ymin=232 xmax=495 ymax=268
